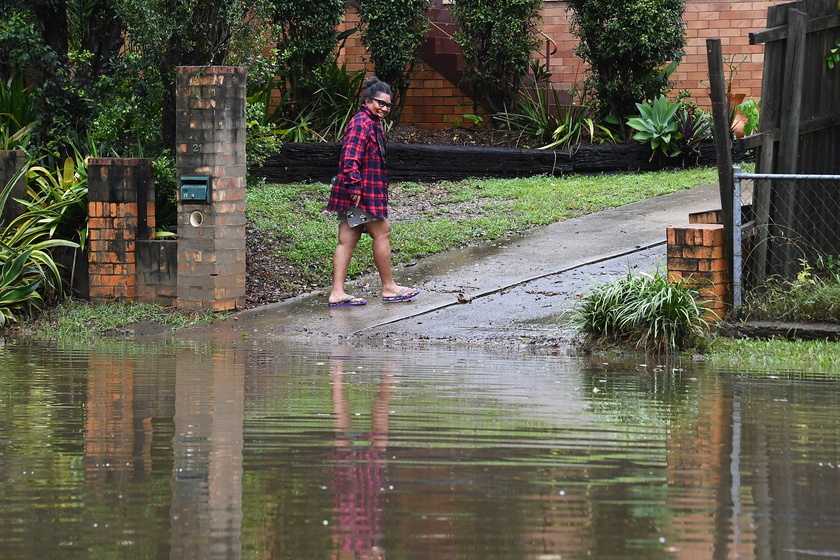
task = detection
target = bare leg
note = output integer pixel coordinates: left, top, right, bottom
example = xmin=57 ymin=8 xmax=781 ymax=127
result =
xmin=365 ymin=219 xmax=418 ymax=299
xmin=329 ymin=222 xmax=363 ymax=304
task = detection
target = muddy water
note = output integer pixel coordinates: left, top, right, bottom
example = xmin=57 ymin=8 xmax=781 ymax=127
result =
xmin=1 ymin=340 xmax=839 ymax=560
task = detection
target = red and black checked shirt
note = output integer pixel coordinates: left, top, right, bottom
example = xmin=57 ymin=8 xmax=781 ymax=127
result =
xmin=327 ymin=106 xmax=389 ymax=219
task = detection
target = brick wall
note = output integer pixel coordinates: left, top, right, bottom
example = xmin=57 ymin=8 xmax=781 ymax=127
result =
xmin=539 ymin=1 xmax=774 ymax=108
xmin=667 ymin=223 xmax=729 ymax=320
xmin=337 ymin=1 xmax=784 ymax=129
xmin=338 ymin=6 xmax=485 ymax=131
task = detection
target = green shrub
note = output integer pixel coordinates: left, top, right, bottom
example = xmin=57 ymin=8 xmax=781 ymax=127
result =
xmin=0 ymin=74 xmax=36 ymax=136
xmin=249 ymin=56 xmax=366 ymax=143
xmin=309 ymin=60 xmax=368 ymax=140
xmin=827 ymin=39 xmax=840 ymax=69
xmin=738 ymin=98 xmax=760 ymax=136
xmin=572 ymin=265 xmax=713 ymax=354
xmin=246 ymin=99 xmax=283 ymax=170
xmin=495 ymin=62 xmax=616 ymax=151
xmin=22 ymin=154 xmax=89 ymax=249
xmin=86 ymin=52 xmax=166 ymax=157
xmin=1 ymin=164 xmax=78 ymax=325
xmin=742 ymin=258 xmax=840 ymax=323
xmin=451 ymin=0 xmax=543 ymax=116
xmin=0 ymin=64 xmax=36 ymax=152
xmin=0 ymin=9 xmax=79 ymax=151
xmin=566 ymin=0 xmax=686 ymax=124
xmin=269 ymin=0 xmax=349 ymax=108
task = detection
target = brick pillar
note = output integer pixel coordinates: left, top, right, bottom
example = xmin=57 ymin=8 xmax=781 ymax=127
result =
xmin=87 ymin=158 xmax=155 ymax=301
xmin=175 ymin=66 xmax=246 ymax=311
xmin=0 ymin=150 xmax=27 ymax=226
xmin=667 ymin=224 xmax=729 ymax=321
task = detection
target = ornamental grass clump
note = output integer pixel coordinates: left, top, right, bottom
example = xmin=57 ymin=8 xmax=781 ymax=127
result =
xmin=572 ymin=265 xmax=714 ymax=354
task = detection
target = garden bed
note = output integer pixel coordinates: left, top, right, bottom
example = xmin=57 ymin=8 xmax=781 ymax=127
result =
xmin=252 ymin=139 xmax=748 ymax=184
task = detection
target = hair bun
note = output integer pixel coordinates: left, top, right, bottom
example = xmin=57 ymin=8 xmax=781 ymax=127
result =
xmin=363 ymin=76 xmax=381 ymax=89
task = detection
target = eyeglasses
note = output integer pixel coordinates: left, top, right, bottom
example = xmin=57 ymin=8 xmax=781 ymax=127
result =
xmin=371 ymin=98 xmax=392 ymax=110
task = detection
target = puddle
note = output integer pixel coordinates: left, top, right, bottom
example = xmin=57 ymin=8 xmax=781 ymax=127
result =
xmin=2 ymin=340 xmax=840 ymax=559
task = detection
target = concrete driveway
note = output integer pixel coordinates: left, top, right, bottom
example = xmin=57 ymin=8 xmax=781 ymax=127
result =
xmin=175 ymin=182 xmax=720 ymax=349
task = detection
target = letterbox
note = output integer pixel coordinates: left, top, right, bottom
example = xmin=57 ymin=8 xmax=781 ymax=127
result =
xmin=179 ymin=176 xmax=211 ymax=203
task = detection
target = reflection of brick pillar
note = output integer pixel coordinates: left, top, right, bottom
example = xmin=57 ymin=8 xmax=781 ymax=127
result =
xmin=175 ymin=66 xmax=246 ymax=311
xmin=87 ymin=158 xmax=155 ymax=301
xmin=84 ymin=356 xmax=135 ymax=482
xmin=667 ymin=224 xmax=729 ymax=320
xmin=0 ymin=150 xmax=27 ymax=226
xmin=171 ymin=350 xmax=244 ymax=559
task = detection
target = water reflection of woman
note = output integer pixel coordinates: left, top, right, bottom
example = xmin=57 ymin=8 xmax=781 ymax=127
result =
xmin=330 ymin=360 xmax=393 ymax=560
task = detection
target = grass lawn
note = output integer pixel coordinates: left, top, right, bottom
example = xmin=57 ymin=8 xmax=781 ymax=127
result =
xmin=247 ymin=167 xmax=719 ymax=281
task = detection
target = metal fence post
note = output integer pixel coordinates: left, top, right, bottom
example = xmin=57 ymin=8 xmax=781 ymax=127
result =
xmin=732 ymin=167 xmax=743 ymax=308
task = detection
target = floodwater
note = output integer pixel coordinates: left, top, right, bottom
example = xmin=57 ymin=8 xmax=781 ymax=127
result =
xmin=1 ymin=339 xmax=840 ymax=560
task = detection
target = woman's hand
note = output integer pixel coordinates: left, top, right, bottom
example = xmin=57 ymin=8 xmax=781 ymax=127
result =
xmin=350 ymin=193 xmax=361 ymax=206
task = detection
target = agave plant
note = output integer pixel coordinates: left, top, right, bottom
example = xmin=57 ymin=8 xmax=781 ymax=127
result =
xmin=626 ymin=95 xmax=682 ymax=162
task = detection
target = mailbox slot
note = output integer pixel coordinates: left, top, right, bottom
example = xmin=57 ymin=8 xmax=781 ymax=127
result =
xmin=179 ymin=176 xmax=211 ymax=204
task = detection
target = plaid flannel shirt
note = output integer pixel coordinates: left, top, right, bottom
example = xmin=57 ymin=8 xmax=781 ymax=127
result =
xmin=327 ymin=107 xmax=389 ymax=218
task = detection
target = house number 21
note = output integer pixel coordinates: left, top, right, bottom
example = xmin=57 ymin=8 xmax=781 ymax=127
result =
xmin=192 ymin=144 xmax=202 ymax=153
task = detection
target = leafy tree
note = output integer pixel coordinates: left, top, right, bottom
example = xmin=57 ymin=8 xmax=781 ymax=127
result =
xmin=450 ymin=0 xmax=542 ymax=116
xmin=0 ymin=1 xmax=249 ymax=155
xmin=268 ymin=0 xmax=349 ymax=106
xmin=566 ymin=0 xmax=686 ymax=124
xmin=117 ymin=0 xmax=248 ymax=151
xmin=0 ymin=4 xmax=118 ymax=152
xmin=357 ymin=0 xmax=430 ymax=125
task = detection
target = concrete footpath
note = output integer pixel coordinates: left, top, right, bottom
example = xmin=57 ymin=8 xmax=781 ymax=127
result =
xmin=174 ymin=183 xmax=720 ymax=348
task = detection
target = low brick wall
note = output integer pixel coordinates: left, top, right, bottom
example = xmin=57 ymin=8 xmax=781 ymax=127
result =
xmin=667 ymin=224 xmax=729 ymax=320
xmin=136 ymin=240 xmax=177 ymax=305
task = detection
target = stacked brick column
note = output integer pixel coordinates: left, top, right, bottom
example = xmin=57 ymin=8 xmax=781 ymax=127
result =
xmin=175 ymin=66 xmax=246 ymax=311
xmin=667 ymin=224 xmax=729 ymax=320
xmin=87 ymin=158 xmax=155 ymax=301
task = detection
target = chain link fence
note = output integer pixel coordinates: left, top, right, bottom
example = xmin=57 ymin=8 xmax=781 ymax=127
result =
xmin=734 ymin=168 xmax=840 ymax=304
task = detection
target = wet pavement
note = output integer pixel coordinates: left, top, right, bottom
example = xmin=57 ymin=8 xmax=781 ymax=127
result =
xmin=176 ymin=182 xmax=720 ymax=349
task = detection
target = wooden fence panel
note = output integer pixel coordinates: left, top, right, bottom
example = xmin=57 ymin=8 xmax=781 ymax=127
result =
xmin=746 ymin=0 xmax=840 ymax=281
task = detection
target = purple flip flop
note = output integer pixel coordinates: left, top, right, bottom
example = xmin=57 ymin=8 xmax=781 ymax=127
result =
xmin=328 ymin=296 xmax=367 ymax=307
xmin=382 ymin=287 xmax=420 ymax=303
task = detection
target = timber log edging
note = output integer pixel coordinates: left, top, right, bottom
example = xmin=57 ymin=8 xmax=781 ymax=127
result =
xmin=251 ymin=141 xmax=748 ymax=184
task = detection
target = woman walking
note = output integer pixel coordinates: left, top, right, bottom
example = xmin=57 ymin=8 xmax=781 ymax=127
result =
xmin=326 ymin=77 xmax=420 ymax=307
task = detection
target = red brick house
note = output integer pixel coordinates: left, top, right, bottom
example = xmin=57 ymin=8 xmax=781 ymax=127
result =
xmin=337 ymin=0 xmax=782 ymax=130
